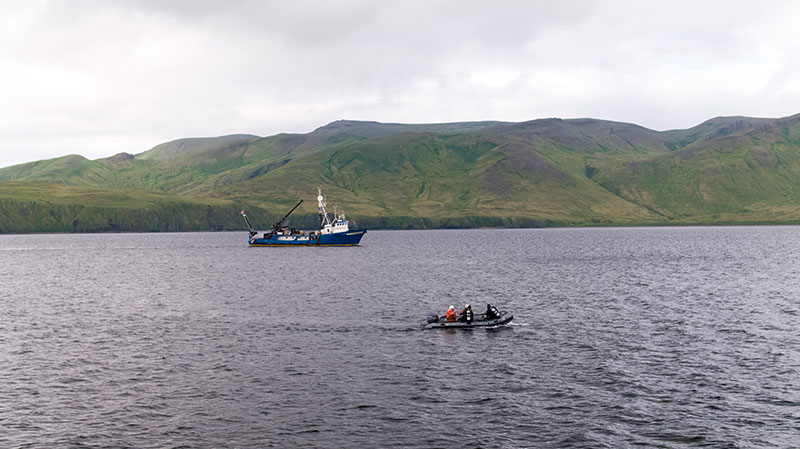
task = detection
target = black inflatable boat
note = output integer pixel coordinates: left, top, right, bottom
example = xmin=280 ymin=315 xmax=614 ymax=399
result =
xmin=422 ymin=311 xmax=513 ymax=329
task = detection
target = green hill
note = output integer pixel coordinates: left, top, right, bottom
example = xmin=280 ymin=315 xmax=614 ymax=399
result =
xmin=591 ymin=114 xmax=800 ymax=223
xmin=2 ymin=113 xmax=800 ymax=233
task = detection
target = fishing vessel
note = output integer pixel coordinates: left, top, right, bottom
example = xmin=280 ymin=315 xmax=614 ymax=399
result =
xmin=241 ymin=189 xmax=367 ymax=247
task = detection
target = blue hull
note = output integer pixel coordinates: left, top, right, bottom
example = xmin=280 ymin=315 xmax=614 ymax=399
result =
xmin=249 ymin=229 xmax=366 ymax=247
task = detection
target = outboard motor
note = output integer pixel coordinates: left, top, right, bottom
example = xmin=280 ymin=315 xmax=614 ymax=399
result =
xmin=426 ymin=314 xmax=439 ymax=324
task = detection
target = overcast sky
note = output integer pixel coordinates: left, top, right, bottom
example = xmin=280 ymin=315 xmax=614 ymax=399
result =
xmin=2 ymin=0 xmax=800 ymax=168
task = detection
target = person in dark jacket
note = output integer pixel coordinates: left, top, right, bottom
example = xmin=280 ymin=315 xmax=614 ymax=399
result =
xmin=458 ymin=304 xmax=473 ymax=323
xmin=486 ymin=303 xmax=501 ymax=320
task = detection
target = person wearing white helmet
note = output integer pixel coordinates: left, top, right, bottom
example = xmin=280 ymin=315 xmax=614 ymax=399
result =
xmin=458 ymin=304 xmax=473 ymax=323
xmin=445 ymin=305 xmax=457 ymax=322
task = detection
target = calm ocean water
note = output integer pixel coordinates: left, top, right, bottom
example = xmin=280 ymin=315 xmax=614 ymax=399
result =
xmin=1 ymin=227 xmax=799 ymax=448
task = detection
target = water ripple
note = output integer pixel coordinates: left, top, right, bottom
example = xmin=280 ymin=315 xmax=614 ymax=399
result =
xmin=1 ymin=228 xmax=799 ymax=447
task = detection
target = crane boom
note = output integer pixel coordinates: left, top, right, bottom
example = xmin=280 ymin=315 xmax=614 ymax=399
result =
xmin=272 ymin=200 xmax=303 ymax=231
xmin=240 ymin=210 xmax=257 ymax=237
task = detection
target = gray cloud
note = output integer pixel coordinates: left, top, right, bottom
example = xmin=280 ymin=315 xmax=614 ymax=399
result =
xmin=1 ymin=0 xmax=799 ymax=167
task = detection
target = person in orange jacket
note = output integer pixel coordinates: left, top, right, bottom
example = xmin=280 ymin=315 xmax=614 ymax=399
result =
xmin=445 ymin=305 xmax=457 ymax=322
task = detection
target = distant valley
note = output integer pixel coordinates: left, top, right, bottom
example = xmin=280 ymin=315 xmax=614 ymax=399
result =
xmin=2 ymin=113 xmax=800 ymax=233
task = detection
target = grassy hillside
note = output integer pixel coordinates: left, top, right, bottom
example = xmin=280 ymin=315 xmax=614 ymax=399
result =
xmin=0 ymin=182 xmax=276 ymax=233
xmin=2 ymin=113 xmax=800 ymax=233
xmin=591 ymin=114 xmax=800 ymax=223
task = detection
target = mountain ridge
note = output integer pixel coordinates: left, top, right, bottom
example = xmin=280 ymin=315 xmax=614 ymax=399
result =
xmin=3 ymin=113 xmax=800 ymax=233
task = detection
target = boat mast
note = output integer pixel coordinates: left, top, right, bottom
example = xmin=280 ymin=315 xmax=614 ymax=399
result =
xmin=318 ymin=187 xmax=330 ymax=227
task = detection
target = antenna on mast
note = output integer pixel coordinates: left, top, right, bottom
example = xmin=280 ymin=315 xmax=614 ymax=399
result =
xmin=318 ymin=187 xmax=329 ymax=226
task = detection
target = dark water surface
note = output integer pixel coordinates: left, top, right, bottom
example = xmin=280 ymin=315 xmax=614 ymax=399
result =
xmin=1 ymin=227 xmax=799 ymax=448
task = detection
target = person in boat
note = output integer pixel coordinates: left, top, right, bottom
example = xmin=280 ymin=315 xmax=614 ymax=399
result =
xmin=486 ymin=303 xmax=501 ymax=320
xmin=458 ymin=304 xmax=474 ymax=323
xmin=445 ymin=305 xmax=457 ymax=322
